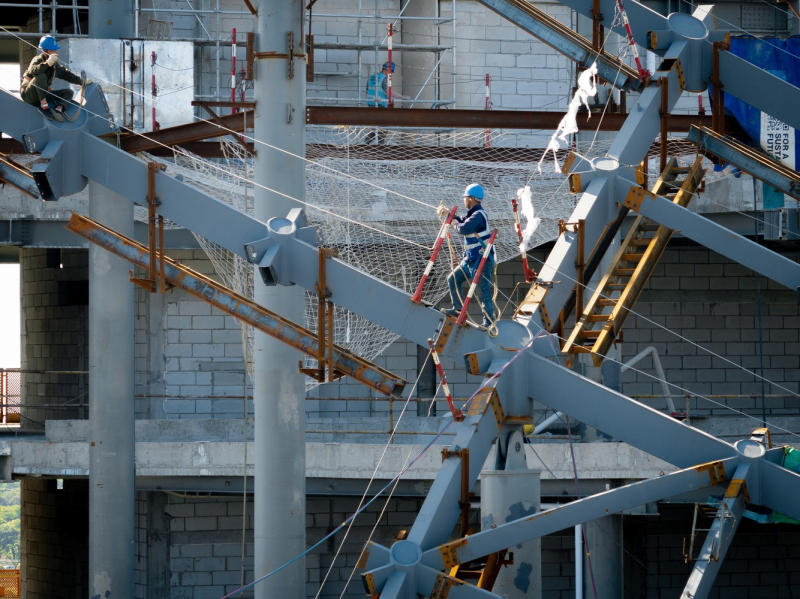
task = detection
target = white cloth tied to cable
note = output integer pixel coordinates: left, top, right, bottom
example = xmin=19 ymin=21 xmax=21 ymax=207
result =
xmin=537 ymin=62 xmax=598 ymax=174
xmin=516 ymin=185 xmax=541 ymax=252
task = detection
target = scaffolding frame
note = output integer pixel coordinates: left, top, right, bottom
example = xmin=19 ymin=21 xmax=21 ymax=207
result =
xmin=0 ymin=0 xmax=459 ymax=111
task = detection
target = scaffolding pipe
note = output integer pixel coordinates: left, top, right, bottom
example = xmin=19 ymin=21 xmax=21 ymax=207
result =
xmin=575 ymin=525 xmax=584 ymax=599
xmin=621 ymin=346 xmax=677 ymax=414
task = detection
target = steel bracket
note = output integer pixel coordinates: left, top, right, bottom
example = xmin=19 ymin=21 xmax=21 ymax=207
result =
xmin=130 ymin=161 xmax=172 ymax=294
xmin=439 ymin=538 xmax=469 ymax=570
xmin=430 ymin=572 xmax=463 ymax=599
xmin=695 ymin=460 xmax=728 ymax=486
xmin=465 ymin=387 xmax=504 ymax=428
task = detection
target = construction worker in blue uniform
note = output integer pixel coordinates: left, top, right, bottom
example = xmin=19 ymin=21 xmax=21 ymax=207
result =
xmin=439 ymin=184 xmax=496 ymax=328
xmin=365 ymin=62 xmax=410 ymax=144
xmin=20 ymin=36 xmax=89 ymax=122
xmin=366 ymin=61 xmax=410 ymax=107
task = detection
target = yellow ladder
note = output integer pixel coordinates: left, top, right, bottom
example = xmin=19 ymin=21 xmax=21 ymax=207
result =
xmin=562 ymin=156 xmax=705 ymax=365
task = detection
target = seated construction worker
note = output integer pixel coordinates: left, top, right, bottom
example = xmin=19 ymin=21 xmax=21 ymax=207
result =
xmin=20 ymin=35 xmax=90 ymax=122
xmin=439 ymin=183 xmax=497 ymax=329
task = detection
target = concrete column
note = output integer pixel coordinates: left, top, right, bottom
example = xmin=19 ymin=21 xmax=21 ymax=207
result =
xmin=88 ymin=0 xmax=134 ymax=39
xmin=252 ymin=1 xmax=306 ymax=597
xmin=147 ymin=292 xmax=167 ymax=419
xmin=481 ymin=431 xmax=542 ymax=599
xmin=583 ymin=515 xmax=623 ymax=598
xmin=146 ymin=492 xmax=170 ymax=597
xmin=88 ymin=181 xmax=135 ymax=599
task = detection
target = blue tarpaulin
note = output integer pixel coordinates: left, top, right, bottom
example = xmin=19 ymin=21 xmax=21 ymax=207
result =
xmin=718 ymin=36 xmax=800 ymax=171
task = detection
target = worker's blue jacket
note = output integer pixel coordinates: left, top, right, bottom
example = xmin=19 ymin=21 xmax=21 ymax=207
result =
xmin=454 ymin=203 xmax=495 ymax=263
xmin=366 ymin=73 xmax=388 ymax=107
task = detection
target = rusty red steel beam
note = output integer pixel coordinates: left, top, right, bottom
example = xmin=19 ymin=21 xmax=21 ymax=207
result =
xmin=305 ymin=106 xmax=741 ymax=132
xmin=115 ymin=108 xmax=741 ymax=155
xmin=66 ymin=213 xmax=407 ymax=398
xmin=117 ymin=110 xmax=253 ymax=153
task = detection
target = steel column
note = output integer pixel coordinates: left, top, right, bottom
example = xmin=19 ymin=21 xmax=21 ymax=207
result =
xmin=680 ymin=465 xmax=750 ymax=599
xmin=480 ymin=435 xmax=541 ymax=599
xmin=88 ymin=181 xmax=135 ymax=599
xmin=252 ymin=0 xmax=307 ymax=596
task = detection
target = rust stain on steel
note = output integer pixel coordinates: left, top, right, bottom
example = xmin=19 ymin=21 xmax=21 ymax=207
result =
xmin=67 ymin=213 xmax=406 ymax=397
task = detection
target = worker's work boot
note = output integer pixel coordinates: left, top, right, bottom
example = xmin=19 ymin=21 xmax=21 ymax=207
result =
xmin=442 ymin=308 xmax=459 ymax=318
xmin=51 ymin=105 xmax=65 ymax=122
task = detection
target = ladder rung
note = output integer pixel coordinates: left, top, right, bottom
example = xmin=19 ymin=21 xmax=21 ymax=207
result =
xmin=669 ymin=166 xmax=692 ymax=175
xmin=586 ymin=314 xmax=610 ymax=322
xmin=569 ymin=345 xmax=593 ymax=354
xmin=638 ymin=224 xmax=659 ymax=231
xmin=579 ymin=330 xmax=601 ymax=338
xmin=597 ymin=299 xmax=617 ymax=306
xmin=614 ymin=268 xmax=636 ymax=276
xmin=629 ymin=238 xmax=654 ymax=246
xmin=621 ymin=254 xmax=643 ymax=262
xmin=606 ymin=283 xmax=627 ymax=289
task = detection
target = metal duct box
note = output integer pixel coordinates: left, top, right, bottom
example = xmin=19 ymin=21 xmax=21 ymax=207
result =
xmin=763 ymin=208 xmax=800 ymax=241
xmin=54 ymin=39 xmax=194 ymax=132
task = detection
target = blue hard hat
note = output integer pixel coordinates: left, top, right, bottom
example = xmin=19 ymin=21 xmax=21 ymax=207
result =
xmin=39 ymin=35 xmax=60 ymax=51
xmin=382 ymin=61 xmax=395 ymax=72
xmin=463 ymin=183 xmax=484 ymax=200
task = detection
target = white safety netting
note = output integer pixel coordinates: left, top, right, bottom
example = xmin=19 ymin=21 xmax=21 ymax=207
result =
xmin=148 ymin=127 xmax=726 ymax=388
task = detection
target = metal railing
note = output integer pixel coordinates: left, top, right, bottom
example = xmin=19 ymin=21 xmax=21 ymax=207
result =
xmin=0 ymin=569 xmax=20 ymax=597
xmin=0 ymin=369 xmax=88 ymax=430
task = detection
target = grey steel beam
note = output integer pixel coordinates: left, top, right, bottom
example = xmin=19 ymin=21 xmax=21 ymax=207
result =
xmin=81 ymin=134 xmax=266 ymax=255
xmin=607 ymin=58 xmax=686 ymax=165
xmin=680 ymin=464 xmax=749 ymax=599
xmin=79 ymin=133 xmax=492 ymax=364
xmin=421 ymin=458 xmax=735 ymax=571
xmin=625 ymin=184 xmax=800 ymax=292
xmin=720 ymin=51 xmax=800 ymax=134
xmin=533 ymin=176 xmax=618 ymax=332
xmin=688 ymin=126 xmax=800 ymax=200
xmin=552 ymin=0 xmax=667 ymax=49
xmin=524 ymin=351 xmax=734 ymax=468
xmin=0 ymin=158 xmax=38 ymax=198
xmin=66 ymin=213 xmax=406 ymax=397
xmin=0 ymin=219 xmax=202 ymax=249
xmin=475 ymin=0 xmax=643 ymax=91
xmin=757 ymin=460 xmax=800 ymax=522
xmin=406 ymin=384 xmax=506 ymax=549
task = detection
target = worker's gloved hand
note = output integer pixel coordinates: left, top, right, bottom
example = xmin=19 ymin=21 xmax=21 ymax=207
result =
xmin=45 ymin=53 xmax=59 ymax=67
xmin=436 ymin=204 xmax=449 ymax=219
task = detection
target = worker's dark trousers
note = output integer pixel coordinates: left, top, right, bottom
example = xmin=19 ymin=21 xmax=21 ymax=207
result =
xmin=20 ymin=75 xmax=74 ymax=106
xmin=447 ymin=256 xmax=496 ymax=325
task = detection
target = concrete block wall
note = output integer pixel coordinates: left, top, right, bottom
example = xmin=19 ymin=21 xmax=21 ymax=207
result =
xmin=619 ymin=245 xmax=800 ymax=418
xmin=20 ymin=248 xmax=89 ymax=429
xmin=624 ymin=504 xmax=800 ymax=598
xmin=20 ymin=478 xmax=89 ymax=599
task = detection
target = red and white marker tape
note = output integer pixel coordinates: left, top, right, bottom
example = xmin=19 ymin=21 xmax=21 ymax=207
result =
xmin=428 ymin=339 xmax=463 ymax=421
xmin=411 ymin=206 xmax=458 ymax=303
xmin=457 ymin=229 xmax=497 ymax=326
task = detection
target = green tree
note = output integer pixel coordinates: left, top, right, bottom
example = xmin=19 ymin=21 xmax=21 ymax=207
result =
xmin=0 ymin=520 xmax=18 ymax=567
xmin=0 ymin=483 xmax=19 ymax=567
